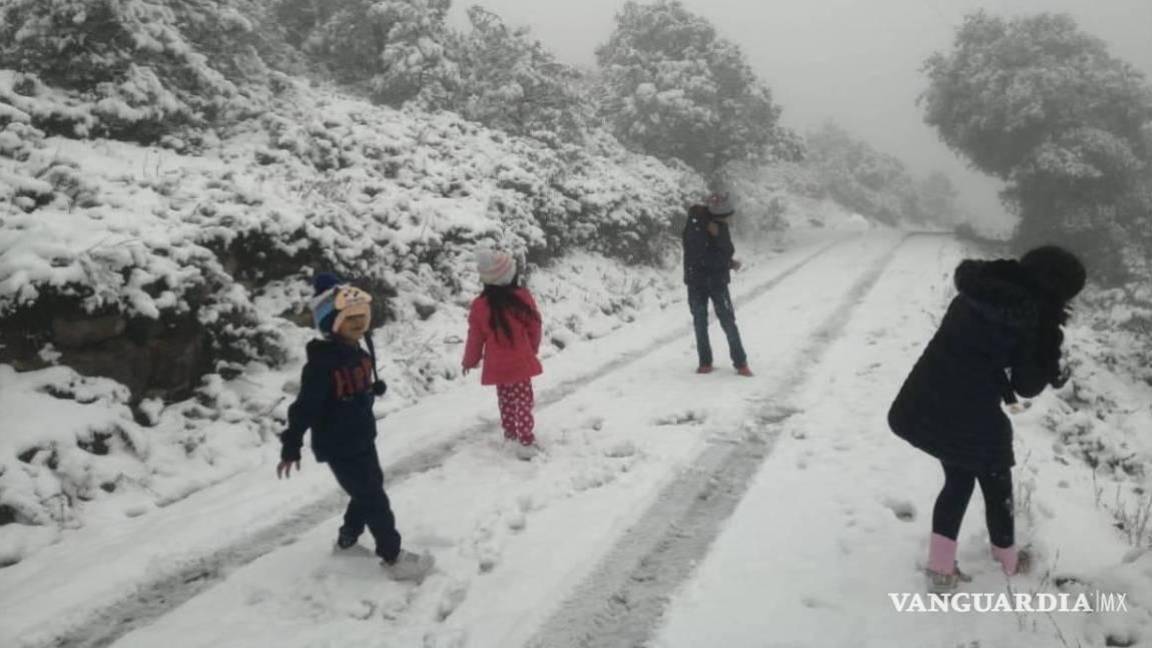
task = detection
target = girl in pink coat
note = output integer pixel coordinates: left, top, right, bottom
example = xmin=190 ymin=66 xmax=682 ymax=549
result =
xmin=462 ymin=250 xmax=543 ymax=450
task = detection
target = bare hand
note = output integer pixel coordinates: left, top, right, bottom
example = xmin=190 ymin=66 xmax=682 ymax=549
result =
xmin=707 ymin=222 xmax=720 ymax=236
xmin=277 ymin=460 xmax=301 ymax=479
xmin=462 ymin=366 xmax=472 ymax=376
xmin=1007 ymin=403 xmax=1025 ymax=415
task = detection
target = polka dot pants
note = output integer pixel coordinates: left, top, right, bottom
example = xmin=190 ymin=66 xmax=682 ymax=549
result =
xmin=496 ymin=380 xmax=535 ymax=446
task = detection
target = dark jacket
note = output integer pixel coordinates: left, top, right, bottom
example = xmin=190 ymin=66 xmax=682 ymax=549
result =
xmin=281 ymin=338 xmax=381 ymax=463
xmin=887 ymin=259 xmax=1065 ymax=471
xmin=683 ymin=206 xmax=735 ymax=286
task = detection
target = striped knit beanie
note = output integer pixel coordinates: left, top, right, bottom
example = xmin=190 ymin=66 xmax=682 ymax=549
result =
xmin=476 ymin=249 xmax=516 ymax=286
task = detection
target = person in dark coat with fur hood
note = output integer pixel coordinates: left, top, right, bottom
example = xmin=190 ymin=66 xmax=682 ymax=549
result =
xmin=888 ymin=246 xmax=1086 ymax=593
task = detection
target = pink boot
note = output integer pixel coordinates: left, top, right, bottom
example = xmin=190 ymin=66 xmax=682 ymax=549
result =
xmin=926 ymin=534 xmax=972 ymax=593
xmin=927 ymin=533 xmax=958 ymax=575
xmin=992 ymin=544 xmax=1031 ymax=575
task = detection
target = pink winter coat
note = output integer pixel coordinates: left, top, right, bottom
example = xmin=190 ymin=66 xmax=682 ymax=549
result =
xmin=462 ymin=288 xmax=543 ymax=386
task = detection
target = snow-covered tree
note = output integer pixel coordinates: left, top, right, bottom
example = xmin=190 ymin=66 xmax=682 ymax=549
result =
xmin=804 ymin=123 xmax=923 ymax=225
xmin=0 ymin=0 xmax=270 ymax=140
xmin=296 ymin=0 xmax=458 ymax=107
xmin=595 ymin=0 xmax=784 ymax=178
xmin=453 ymin=6 xmax=588 ymax=143
xmin=921 ymin=11 xmax=1152 ymax=280
xmin=916 ymin=172 xmax=962 ymax=224
xmin=922 ymin=12 xmax=1151 ymax=180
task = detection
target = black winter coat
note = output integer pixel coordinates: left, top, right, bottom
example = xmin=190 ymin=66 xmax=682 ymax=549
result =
xmin=887 ymin=259 xmax=1064 ymax=471
xmin=683 ymin=208 xmax=735 ymax=287
xmin=281 ymin=338 xmax=381 ymax=463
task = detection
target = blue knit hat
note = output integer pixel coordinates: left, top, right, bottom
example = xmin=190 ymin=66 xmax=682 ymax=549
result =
xmin=311 ymin=272 xmax=344 ymax=334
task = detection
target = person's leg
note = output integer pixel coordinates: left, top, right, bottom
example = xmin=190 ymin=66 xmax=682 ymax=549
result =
xmin=929 ymin=463 xmax=977 ymax=574
xmin=328 ymin=459 xmax=365 ymax=544
xmin=710 ymin=283 xmax=748 ymax=368
xmin=977 ymin=469 xmax=1018 ymax=573
xmin=339 ymin=498 xmax=364 ymax=545
xmin=329 ymin=450 xmax=403 ymax=562
xmin=687 ymin=284 xmax=713 ymax=368
xmin=496 ymin=384 xmax=518 ymax=441
xmin=515 ymin=380 xmax=536 ymax=446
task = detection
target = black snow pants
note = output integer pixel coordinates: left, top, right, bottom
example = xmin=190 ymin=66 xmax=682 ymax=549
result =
xmin=327 ymin=446 xmax=402 ymax=561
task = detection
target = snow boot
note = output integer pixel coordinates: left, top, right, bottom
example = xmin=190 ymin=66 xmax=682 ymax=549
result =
xmin=696 ymin=365 xmax=714 ymax=374
xmin=335 ymin=533 xmax=359 ymax=550
xmin=736 ymin=365 xmax=754 ymax=377
xmin=382 ymin=549 xmax=435 ymax=582
xmin=925 ymin=533 xmax=971 ymax=593
xmin=926 ymin=564 xmax=973 ymax=594
xmin=515 ymin=442 xmax=542 ymax=461
xmin=992 ymin=544 xmax=1033 ymax=576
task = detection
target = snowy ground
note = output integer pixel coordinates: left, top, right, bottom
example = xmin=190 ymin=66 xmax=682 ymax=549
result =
xmin=3 ymin=231 xmax=1150 ymax=648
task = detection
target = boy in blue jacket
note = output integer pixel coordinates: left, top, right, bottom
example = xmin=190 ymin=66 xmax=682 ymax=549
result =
xmin=277 ymin=273 xmax=434 ymax=582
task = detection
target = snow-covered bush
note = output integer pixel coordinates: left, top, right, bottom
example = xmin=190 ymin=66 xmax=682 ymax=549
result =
xmin=0 ymin=75 xmax=701 ymax=407
xmin=0 ymin=0 xmax=272 ymax=141
xmin=922 ymin=11 xmax=1152 ymax=282
xmin=595 ymin=0 xmax=785 ymax=177
xmin=804 ymin=122 xmax=929 ymax=226
xmin=452 ymin=6 xmax=590 ymax=143
xmin=289 ymin=0 xmax=459 ymax=107
xmin=1039 ymin=280 xmax=1152 ymax=536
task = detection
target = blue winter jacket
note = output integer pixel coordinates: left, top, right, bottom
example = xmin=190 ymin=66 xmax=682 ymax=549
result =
xmin=280 ymin=339 xmax=382 ymax=463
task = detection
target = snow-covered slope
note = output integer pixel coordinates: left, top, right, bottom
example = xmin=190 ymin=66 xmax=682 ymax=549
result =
xmin=0 ymin=68 xmax=717 ymax=561
xmin=0 ymin=55 xmax=888 ymax=569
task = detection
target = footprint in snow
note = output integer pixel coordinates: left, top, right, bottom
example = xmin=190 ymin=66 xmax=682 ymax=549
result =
xmin=571 ymin=465 xmax=619 ymax=492
xmin=436 ymin=578 xmax=470 ymax=622
xmin=802 ymin=597 xmax=839 ymax=610
xmin=604 ymin=441 xmax=637 ymax=458
xmin=654 ymin=410 xmax=705 ymax=426
xmin=423 ymin=628 xmax=468 ymax=648
xmin=881 ymin=497 xmax=917 ymax=522
xmin=470 ymin=523 xmax=501 ymax=574
xmin=347 ymin=598 xmax=377 ymax=621
xmin=506 ymin=508 xmax=527 ymax=532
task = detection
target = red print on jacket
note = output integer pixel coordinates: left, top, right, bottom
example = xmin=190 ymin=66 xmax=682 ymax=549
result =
xmin=333 ymin=358 xmax=375 ymax=399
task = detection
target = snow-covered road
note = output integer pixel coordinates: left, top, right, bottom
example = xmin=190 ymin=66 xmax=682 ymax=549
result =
xmin=105 ymin=234 xmax=903 ymax=648
xmin=5 ymin=231 xmax=1149 ymax=648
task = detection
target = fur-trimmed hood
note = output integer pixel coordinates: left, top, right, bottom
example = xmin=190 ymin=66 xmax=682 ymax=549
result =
xmin=953 ymin=259 xmax=1044 ymax=327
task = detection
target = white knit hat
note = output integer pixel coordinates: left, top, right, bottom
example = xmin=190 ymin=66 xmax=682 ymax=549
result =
xmin=476 ymin=249 xmax=516 ymax=286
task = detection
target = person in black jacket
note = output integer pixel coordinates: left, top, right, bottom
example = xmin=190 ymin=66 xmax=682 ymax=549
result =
xmin=682 ymin=193 xmax=751 ymax=376
xmin=888 ymin=246 xmax=1085 ymax=592
xmin=277 ymin=273 xmax=434 ymax=581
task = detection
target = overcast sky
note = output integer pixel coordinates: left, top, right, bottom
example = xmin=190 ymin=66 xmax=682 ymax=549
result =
xmin=449 ymin=0 xmax=1152 ymax=232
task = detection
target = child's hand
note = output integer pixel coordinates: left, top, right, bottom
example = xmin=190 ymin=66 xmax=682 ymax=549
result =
xmin=277 ymin=459 xmax=300 ymax=479
xmin=1007 ymin=402 xmax=1026 ymax=415
xmin=278 ymin=444 xmax=301 ymax=479
xmin=462 ymin=366 xmax=472 ymax=376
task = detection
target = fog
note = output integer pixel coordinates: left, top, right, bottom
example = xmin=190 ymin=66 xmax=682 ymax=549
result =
xmin=450 ymin=0 xmax=1152 ymax=232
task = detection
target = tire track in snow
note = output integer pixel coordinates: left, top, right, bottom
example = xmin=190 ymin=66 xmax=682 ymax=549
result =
xmin=523 ymin=235 xmax=914 ymax=648
xmin=40 ymin=238 xmax=850 ymax=648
